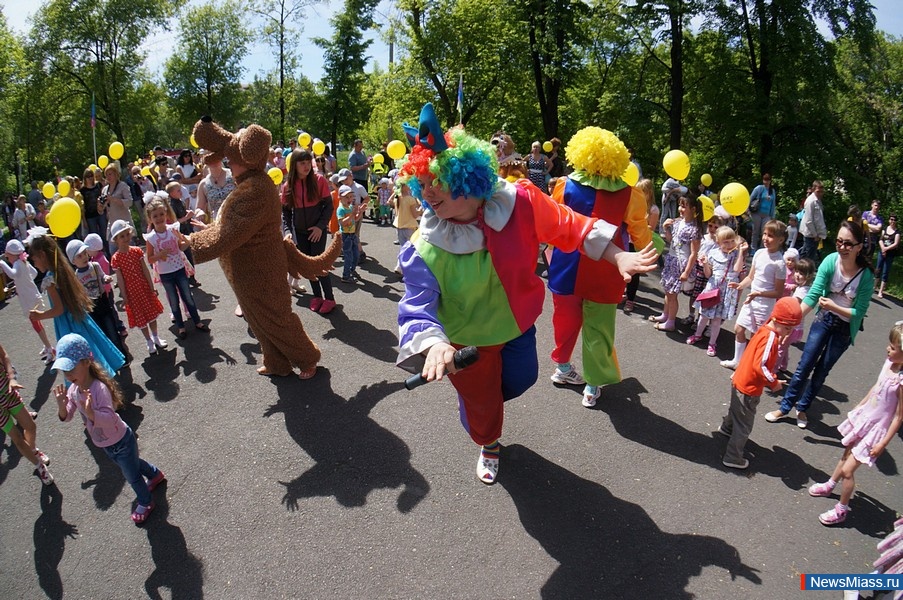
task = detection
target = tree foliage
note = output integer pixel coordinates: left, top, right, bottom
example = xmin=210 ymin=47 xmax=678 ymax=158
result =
xmin=164 ymin=0 xmax=252 ymax=127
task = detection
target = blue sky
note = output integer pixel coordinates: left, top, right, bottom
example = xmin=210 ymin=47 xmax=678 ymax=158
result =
xmin=2 ymin=0 xmax=900 ymax=84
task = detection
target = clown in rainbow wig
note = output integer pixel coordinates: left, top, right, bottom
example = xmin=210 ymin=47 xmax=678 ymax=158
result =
xmin=547 ymin=127 xmax=654 ymax=408
xmin=395 ymin=104 xmax=657 ymax=484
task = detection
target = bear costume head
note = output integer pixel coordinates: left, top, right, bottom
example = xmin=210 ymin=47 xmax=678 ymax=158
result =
xmin=192 ymin=115 xmax=271 ymax=173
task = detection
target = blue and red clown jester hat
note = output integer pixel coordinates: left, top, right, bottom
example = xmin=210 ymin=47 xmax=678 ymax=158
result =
xmin=399 ymin=103 xmax=499 ymax=208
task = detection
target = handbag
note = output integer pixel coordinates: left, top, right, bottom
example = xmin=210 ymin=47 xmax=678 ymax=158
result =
xmin=696 ymin=287 xmax=720 ymax=308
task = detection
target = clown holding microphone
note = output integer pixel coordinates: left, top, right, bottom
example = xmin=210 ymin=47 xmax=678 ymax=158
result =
xmin=395 ymin=104 xmax=657 ymax=484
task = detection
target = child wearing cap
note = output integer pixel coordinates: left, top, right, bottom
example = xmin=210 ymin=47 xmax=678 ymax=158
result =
xmin=0 ymin=341 xmax=53 ymax=485
xmin=109 ymin=219 xmax=168 ymax=355
xmin=337 ymin=185 xmax=363 ymax=283
xmin=52 ymin=333 xmax=165 ymax=524
xmin=718 ymin=296 xmax=802 ymax=469
xmin=66 ymin=240 xmax=127 ymax=360
xmin=0 ymin=239 xmax=55 ymax=361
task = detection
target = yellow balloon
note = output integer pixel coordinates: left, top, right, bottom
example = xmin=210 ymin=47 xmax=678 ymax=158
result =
xmin=98 ymin=155 xmax=109 ymax=169
xmin=621 ymin=162 xmax=640 ymax=187
xmin=45 ymin=197 xmax=81 ymax=237
xmin=42 ymin=182 xmax=56 ymax=199
xmin=700 ymin=173 xmax=713 ymax=187
xmin=505 ymin=175 xmax=518 ymax=183
xmin=190 ymin=134 xmax=198 ymax=149
xmin=268 ymin=167 xmax=284 ymax=186
xmin=542 ymin=141 xmax=553 ymax=153
xmin=662 ymin=149 xmax=690 ymax=180
xmin=285 ymin=153 xmax=292 ymax=173
xmin=700 ymin=195 xmax=715 ymax=222
xmin=109 ymin=141 xmax=124 ymax=160
xmin=312 ymin=140 xmax=326 ymax=155
xmin=386 ymin=139 xmax=406 ymax=160
xmin=297 ymin=132 xmax=311 ymax=147
xmin=57 ymin=180 xmax=71 ymax=196
xmin=141 ymin=166 xmax=152 ymax=177
xmin=719 ymin=182 xmax=751 ymax=217
xmin=372 ymin=153 xmax=384 ymax=164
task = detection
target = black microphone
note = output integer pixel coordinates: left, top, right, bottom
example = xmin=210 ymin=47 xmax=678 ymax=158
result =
xmin=404 ymin=346 xmax=480 ymax=390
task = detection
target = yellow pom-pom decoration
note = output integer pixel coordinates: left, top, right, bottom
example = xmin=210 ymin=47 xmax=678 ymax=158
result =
xmin=565 ymin=127 xmax=630 ymax=180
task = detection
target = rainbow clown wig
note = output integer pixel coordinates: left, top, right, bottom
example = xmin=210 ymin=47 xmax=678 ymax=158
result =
xmin=565 ymin=126 xmax=631 ymax=191
xmin=398 ymin=103 xmax=499 ymax=208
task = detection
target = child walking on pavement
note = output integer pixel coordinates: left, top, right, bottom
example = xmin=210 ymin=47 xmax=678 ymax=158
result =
xmin=53 ymin=334 xmax=165 ymax=524
xmin=807 ymin=323 xmax=903 ymax=526
xmin=0 ymin=342 xmax=53 ymax=485
xmin=0 ymin=239 xmax=55 ymax=362
xmin=719 ymin=297 xmax=801 ymax=469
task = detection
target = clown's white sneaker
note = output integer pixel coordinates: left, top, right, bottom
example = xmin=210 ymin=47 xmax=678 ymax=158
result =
xmin=476 ymin=452 xmax=499 ymax=485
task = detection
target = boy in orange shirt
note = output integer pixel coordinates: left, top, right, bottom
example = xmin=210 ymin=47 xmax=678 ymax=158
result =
xmin=719 ymin=297 xmax=802 ymax=469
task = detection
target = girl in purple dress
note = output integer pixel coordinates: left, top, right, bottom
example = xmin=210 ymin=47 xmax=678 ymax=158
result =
xmin=649 ymin=195 xmax=702 ymax=331
xmin=807 ymin=323 xmax=903 ymax=526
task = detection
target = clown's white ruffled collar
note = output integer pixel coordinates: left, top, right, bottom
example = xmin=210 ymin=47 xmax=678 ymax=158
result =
xmin=418 ymin=178 xmax=516 ymax=254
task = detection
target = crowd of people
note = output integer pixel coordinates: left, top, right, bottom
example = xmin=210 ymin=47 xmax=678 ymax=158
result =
xmin=0 ymin=112 xmax=900 ymax=590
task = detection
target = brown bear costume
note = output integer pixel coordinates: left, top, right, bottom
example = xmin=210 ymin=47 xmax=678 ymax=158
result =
xmin=189 ymin=116 xmax=341 ymax=377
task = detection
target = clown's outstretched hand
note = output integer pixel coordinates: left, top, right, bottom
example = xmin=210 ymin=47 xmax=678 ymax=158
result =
xmin=604 ymin=241 xmax=658 ymax=282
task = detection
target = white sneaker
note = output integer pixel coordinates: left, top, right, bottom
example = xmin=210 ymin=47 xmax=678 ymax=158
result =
xmin=722 ymin=457 xmax=749 ymax=470
xmin=476 ymin=451 xmax=499 ymax=485
xmin=719 ymin=359 xmax=738 ymax=370
xmin=152 ymin=336 xmax=167 ymax=349
xmin=550 ymin=368 xmax=585 ymax=385
xmin=37 ymin=463 xmax=54 ymax=485
xmin=582 ymin=386 xmax=601 ymax=408
xmin=146 ymin=339 xmax=157 ymax=355
xmin=34 ymin=449 xmax=50 ymax=466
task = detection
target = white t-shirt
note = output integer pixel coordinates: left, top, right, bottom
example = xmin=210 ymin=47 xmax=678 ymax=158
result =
xmin=828 ymin=255 xmax=863 ymax=318
xmin=750 ymin=248 xmax=786 ymax=295
xmin=144 ymin=224 xmax=185 ymax=275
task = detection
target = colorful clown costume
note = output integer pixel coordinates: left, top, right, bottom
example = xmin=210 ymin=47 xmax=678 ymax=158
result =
xmin=397 ymin=178 xmax=616 ymax=448
xmin=548 ymin=175 xmax=652 ymax=390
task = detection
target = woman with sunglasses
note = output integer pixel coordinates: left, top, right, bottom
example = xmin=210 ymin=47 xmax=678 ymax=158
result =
xmin=765 ymin=221 xmax=874 ymax=428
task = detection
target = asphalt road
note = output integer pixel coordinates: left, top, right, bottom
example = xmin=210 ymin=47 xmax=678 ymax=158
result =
xmin=0 ymin=221 xmax=900 ymax=600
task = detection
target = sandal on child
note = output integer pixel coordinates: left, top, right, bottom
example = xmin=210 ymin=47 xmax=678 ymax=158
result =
xmin=194 ymin=322 xmax=210 ymax=332
xmin=623 ymin=300 xmax=635 ymax=314
xmin=177 ymin=329 xmax=187 ymax=340
xmin=654 ymin=323 xmax=675 ymax=332
xmin=131 ymin=501 xmax=155 ymax=525
xmin=298 ymin=367 xmax=317 ymax=380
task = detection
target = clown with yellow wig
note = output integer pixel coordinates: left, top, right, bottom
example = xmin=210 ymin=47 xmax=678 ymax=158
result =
xmin=547 ymin=128 xmax=653 ymax=407
xmin=396 ymin=104 xmax=657 ymax=484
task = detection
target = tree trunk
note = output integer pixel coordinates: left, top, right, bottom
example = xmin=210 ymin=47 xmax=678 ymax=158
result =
xmin=668 ymin=1 xmax=683 ymax=150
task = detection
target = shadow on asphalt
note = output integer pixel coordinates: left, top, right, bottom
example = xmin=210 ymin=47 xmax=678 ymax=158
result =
xmin=321 ymin=307 xmax=399 ymax=364
xmin=143 ymin=483 xmax=206 ymax=600
xmin=33 ymin=484 xmax=78 ymax=600
xmin=176 ymin=330 xmax=236 ymax=384
xmin=596 ymin=378 xmax=830 ymax=491
xmin=334 ymin=257 xmax=403 ymax=303
xmin=499 ymin=444 xmax=762 ymax=598
xmin=141 ymin=347 xmax=181 ymax=402
xmin=265 ymin=370 xmax=429 ymax=513
xmin=29 ymin=365 xmax=58 ymax=414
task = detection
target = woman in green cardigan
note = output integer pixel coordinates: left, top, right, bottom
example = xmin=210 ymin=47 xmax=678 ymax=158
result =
xmin=765 ymin=221 xmax=874 ymax=428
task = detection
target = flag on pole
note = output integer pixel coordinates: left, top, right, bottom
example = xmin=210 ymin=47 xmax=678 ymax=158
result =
xmin=90 ymin=93 xmax=96 ymax=129
xmin=456 ymin=74 xmax=463 ymax=124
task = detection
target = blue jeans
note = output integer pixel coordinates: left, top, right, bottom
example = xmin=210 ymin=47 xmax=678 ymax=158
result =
xmin=800 ymin=236 xmax=820 ymax=264
xmin=779 ymin=313 xmax=851 ymax=414
xmin=102 ymin=427 xmax=159 ymax=506
xmin=159 ymin=268 xmax=201 ymax=328
xmin=876 ymin=252 xmax=895 ymax=283
xmin=342 ymin=233 xmax=359 ymax=279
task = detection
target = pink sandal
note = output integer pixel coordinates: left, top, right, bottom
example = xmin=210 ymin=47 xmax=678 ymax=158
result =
xmin=298 ymin=366 xmax=317 ymax=380
xmin=131 ymin=501 xmax=155 ymax=525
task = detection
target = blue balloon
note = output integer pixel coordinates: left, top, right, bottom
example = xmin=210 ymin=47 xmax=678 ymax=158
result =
xmin=282 ymin=148 xmax=291 ymax=157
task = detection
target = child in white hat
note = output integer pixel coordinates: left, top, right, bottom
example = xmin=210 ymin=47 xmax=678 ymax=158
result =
xmin=1 ymin=239 xmax=55 ymax=361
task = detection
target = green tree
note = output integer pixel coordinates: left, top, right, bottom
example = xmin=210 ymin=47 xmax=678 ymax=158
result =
xmin=250 ymin=0 xmax=319 ymax=143
xmin=29 ymin=0 xmax=176 ymax=144
xmin=314 ymin=0 xmax=379 ymax=151
xmin=164 ymin=0 xmax=252 ymax=127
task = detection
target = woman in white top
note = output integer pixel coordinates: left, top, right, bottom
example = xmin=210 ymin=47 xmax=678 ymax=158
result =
xmin=196 ymin=156 xmax=235 ymax=221
xmin=11 ymin=195 xmax=36 ymax=240
xmin=101 ymin=164 xmax=134 ymax=238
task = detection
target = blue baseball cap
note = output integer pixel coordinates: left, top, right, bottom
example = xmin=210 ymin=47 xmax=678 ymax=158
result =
xmin=52 ymin=334 xmax=94 ymax=372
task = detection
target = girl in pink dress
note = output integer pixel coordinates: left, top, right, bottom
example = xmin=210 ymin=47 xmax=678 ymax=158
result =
xmin=807 ymin=323 xmax=903 ymax=526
